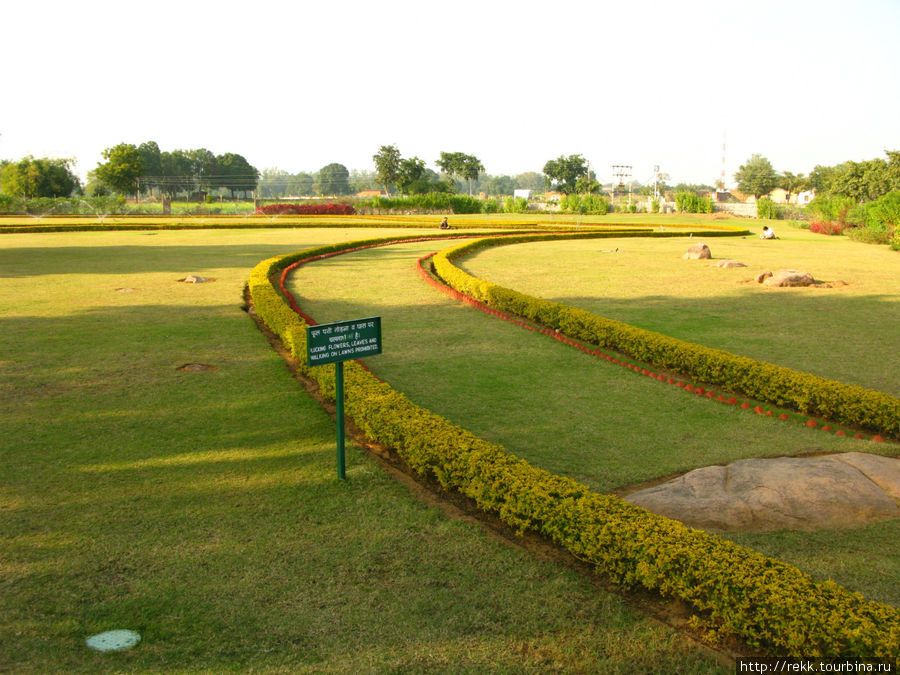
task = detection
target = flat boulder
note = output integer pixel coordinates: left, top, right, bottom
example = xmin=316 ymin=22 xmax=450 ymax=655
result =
xmin=713 ymin=259 xmax=747 ymax=268
xmin=625 ymin=452 xmax=900 ymax=532
xmin=682 ymin=244 xmax=711 ymax=260
xmin=763 ymin=269 xmax=815 ymax=287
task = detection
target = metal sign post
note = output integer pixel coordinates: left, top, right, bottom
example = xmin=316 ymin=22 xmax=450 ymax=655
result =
xmin=306 ymin=317 xmax=382 ymax=479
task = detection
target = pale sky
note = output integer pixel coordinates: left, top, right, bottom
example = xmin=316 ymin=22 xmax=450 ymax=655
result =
xmin=3 ymin=0 xmax=899 ymax=188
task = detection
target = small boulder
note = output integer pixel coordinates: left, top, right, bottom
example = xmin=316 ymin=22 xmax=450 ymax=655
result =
xmin=682 ymin=244 xmax=711 ymax=260
xmin=713 ymin=259 xmax=747 ymax=268
xmin=625 ymin=453 xmax=900 ymax=532
xmin=763 ymin=269 xmax=815 ymax=287
xmin=755 ymin=271 xmax=773 ymax=284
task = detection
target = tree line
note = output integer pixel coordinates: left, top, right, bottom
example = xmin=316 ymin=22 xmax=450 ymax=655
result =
xmin=733 ymin=151 xmax=900 ymax=203
xmin=3 ymin=141 xmax=898 ymax=206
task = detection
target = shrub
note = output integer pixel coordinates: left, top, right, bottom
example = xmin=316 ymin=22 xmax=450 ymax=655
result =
xmin=504 ymin=196 xmax=529 ymax=213
xmin=675 ymin=192 xmax=714 ymax=214
xmin=249 ymin=235 xmax=900 ymax=662
xmin=808 ymin=221 xmax=845 ymax=236
xmin=807 ymin=195 xmax=855 ymax=226
xmin=433 ymin=234 xmax=900 ymax=438
xmin=255 ymin=202 xmax=356 ymax=216
xmin=756 ymin=197 xmax=780 ymax=220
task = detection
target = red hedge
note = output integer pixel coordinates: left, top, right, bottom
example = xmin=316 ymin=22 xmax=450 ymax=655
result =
xmin=255 ymin=202 xmax=357 ymax=216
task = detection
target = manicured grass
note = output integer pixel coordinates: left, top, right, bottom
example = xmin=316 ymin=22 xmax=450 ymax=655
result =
xmin=0 ymin=229 xmax=726 ymax=672
xmin=458 ymin=227 xmax=900 ymax=397
xmin=285 ymin=235 xmax=899 ymax=607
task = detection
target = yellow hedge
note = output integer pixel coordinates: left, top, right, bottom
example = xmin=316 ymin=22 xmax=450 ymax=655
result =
xmin=432 ymin=235 xmax=900 ymax=439
xmin=248 ymin=236 xmax=900 ymax=662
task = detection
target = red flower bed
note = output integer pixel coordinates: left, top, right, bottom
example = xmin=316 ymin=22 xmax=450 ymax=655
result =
xmin=255 ymin=202 xmax=357 ymax=216
xmin=808 ymin=221 xmax=844 ymax=236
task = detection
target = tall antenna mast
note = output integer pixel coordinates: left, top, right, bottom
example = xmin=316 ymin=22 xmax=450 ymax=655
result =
xmin=719 ymin=131 xmax=727 ymax=192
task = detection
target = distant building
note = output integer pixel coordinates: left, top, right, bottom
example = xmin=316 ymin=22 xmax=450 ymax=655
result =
xmin=513 ymin=189 xmax=532 ymax=200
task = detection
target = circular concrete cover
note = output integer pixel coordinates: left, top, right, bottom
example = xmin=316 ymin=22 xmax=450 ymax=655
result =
xmin=85 ymin=629 xmax=141 ymax=652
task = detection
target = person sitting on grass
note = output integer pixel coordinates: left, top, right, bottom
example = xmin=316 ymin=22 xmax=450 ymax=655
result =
xmin=760 ymin=225 xmax=776 ymax=239
xmin=439 ymin=217 xmax=451 ymax=229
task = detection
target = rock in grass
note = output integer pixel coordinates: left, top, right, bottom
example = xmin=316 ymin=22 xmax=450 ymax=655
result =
xmin=625 ymin=453 xmax=900 ymax=532
xmin=763 ymin=269 xmax=815 ymax=287
xmin=682 ymin=244 xmax=711 ymax=260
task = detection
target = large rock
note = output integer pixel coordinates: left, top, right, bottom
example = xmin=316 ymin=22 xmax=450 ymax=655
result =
xmin=763 ymin=269 xmax=815 ymax=287
xmin=682 ymin=244 xmax=711 ymax=260
xmin=625 ymin=452 xmax=900 ymax=532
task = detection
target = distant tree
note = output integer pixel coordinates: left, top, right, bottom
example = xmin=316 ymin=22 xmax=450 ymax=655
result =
xmin=159 ymin=149 xmax=196 ymax=198
xmin=350 ymin=169 xmax=379 ymax=194
xmin=396 ymin=157 xmax=426 ymax=195
xmin=315 ymin=163 xmax=351 ymax=195
xmin=137 ymin=141 xmax=162 ymax=196
xmin=186 ymin=148 xmax=218 ymax=193
xmin=0 ymin=156 xmax=81 ymax=198
xmin=479 ymin=174 xmax=517 ymax=196
xmin=575 ymin=175 xmax=601 ymax=194
xmin=373 ymin=145 xmax=401 ymax=196
xmin=214 ymin=152 xmax=259 ymax=198
xmin=779 ymin=171 xmax=808 ymax=202
xmin=671 ymin=183 xmax=715 ymax=194
xmin=542 ymin=154 xmax=588 ymax=194
xmin=734 ymin=154 xmax=779 ymax=200
xmin=95 ymin=143 xmax=145 ymax=196
xmin=437 ymin=151 xmax=483 ymax=195
xmin=514 ymin=171 xmax=545 ymax=193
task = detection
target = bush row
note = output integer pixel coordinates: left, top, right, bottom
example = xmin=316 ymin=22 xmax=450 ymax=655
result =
xmin=255 ymin=202 xmax=356 ymax=216
xmin=248 ymin=235 xmax=899 ymax=662
xmin=432 ymin=234 xmax=900 ymax=439
xmin=367 ymin=193 xmax=495 ymax=214
xmin=675 ymin=192 xmax=714 ymax=214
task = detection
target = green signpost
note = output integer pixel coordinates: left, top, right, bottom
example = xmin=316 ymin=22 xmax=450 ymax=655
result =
xmin=306 ymin=317 xmax=382 ymax=479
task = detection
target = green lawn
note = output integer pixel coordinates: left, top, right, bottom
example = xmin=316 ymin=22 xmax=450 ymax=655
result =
xmin=458 ymin=226 xmax=900 ymax=397
xmin=285 ymin=232 xmax=900 ymax=607
xmin=0 ymin=228 xmax=727 ymax=672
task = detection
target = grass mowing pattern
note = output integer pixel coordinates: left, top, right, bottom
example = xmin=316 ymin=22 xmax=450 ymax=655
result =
xmin=1 ymin=228 xmax=729 ymax=672
xmin=263 ymin=235 xmax=900 ymax=661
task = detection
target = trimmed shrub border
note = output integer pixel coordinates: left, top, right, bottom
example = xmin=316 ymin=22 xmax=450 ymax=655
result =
xmin=249 ymin=234 xmax=900 ymax=662
xmin=416 ymin=251 xmax=890 ymax=442
xmin=431 ymin=235 xmax=900 ymax=440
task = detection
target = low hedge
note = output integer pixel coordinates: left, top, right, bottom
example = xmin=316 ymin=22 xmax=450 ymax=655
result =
xmin=432 ymin=235 xmax=900 ymax=439
xmin=248 ymin=236 xmax=900 ymax=662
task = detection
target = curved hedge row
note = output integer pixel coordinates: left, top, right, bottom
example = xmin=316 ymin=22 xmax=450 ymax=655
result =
xmin=432 ymin=235 xmax=900 ymax=439
xmin=248 ymin=235 xmax=899 ymax=662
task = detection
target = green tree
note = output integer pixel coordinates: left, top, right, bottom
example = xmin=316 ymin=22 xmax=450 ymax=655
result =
xmin=214 ymin=153 xmax=259 ymax=198
xmin=734 ymin=154 xmax=779 ymax=200
xmin=542 ymin=154 xmax=588 ymax=194
xmin=779 ymin=171 xmax=808 ymax=202
xmin=373 ymin=145 xmax=401 ymax=196
xmin=0 ymin=156 xmax=80 ymax=198
xmin=159 ymin=149 xmax=196 ymax=198
xmin=95 ymin=143 xmax=145 ymax=196
xmin=395 ymin=157 xmax=426 ymax=195
xmin=187 ymin=148 xmax=217 ymax=193
xmin=315 ymin=163 xmax=351 ymax=196
xmin=437 ymin=151 xmax=484 ymax=195
xmin=514 ymin=172 xmax=545 ymax=193
xmin=137 ymin=141 xmax=162 ymax=196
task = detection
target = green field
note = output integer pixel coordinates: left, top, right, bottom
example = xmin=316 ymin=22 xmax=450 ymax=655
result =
xmin=3 ymin=221 xmax=898 ymax=671
xmin=1 ymin=228 xmax=729 ymax=672
xmin=285 ymin=228 xmax=900 ymax=608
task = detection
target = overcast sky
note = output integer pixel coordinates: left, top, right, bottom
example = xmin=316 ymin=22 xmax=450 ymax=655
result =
xmin=3 ymin=0 xmax=899 ymax=188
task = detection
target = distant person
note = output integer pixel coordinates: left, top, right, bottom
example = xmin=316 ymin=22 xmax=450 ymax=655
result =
xmin=760 ymin=226 xmax=776 ymax=239
xmin=439 ymin=217 xmax=450 ymax=229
